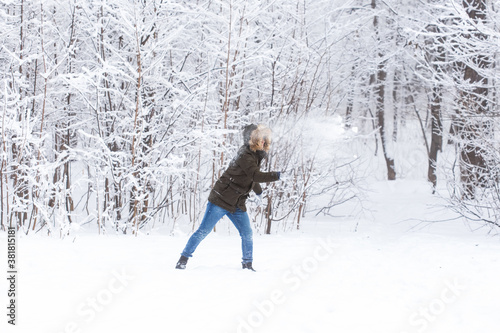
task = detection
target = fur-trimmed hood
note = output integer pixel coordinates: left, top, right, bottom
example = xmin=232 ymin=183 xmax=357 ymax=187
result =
xmin=243 ymin=124 xmax=272 ymax=152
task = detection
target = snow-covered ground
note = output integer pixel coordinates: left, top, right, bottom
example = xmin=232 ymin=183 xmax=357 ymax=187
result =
xmin=2 ymin=179 xmax=500 ymax=333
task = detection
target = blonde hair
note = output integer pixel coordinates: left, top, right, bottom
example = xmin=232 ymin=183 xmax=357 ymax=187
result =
xmin=249 ymin=124 xmax=272 ymax=152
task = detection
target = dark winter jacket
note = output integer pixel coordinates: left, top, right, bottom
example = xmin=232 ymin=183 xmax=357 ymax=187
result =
xmin=208 ymin=145 xmax=280 ymax=213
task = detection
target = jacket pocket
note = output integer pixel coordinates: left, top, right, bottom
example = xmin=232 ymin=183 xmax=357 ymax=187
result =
xmin=220 ymin=185 xmax=240 ymax=206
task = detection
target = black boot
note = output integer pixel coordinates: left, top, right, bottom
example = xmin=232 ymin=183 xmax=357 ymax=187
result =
xmin=175 ymin=255 xmax=189 ymax=269
xmin=242 ymin=262 xmax=256 ymax=272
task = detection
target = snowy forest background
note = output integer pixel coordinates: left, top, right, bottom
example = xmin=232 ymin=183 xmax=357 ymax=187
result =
xmin=1 ymin=0 xmax=500 ymax=237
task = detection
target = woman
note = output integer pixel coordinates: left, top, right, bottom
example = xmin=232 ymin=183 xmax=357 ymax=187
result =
xmin=175 ymin=124 xmax=281 ymax=271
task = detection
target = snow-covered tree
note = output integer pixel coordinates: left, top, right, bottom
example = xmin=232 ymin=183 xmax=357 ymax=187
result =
xmin=2 ymin=0 xmax=500 ymax=235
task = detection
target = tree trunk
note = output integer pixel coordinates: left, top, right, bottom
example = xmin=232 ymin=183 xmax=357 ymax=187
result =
xmin=426 ymin=24 xmax=445 ymax=191
xmin=428 ymin=86 xmax=443 ymax=190
xmin=375 ymin=64 xmax=396 ymax=180
xmin=265 ymin=195 xmax=272 ymax=234
xmin=130 ymin=17 xmax=144 ymax=233
xmin=372 ymin=0 xmax=396 ymax=180
xmin=458 ymin=0 xmax=490 ymax=199
xmin=345 ymin=65 xmax=356 ymax=129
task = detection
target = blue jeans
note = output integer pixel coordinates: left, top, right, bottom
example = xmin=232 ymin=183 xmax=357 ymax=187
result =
xmin=181 ymin=202 xmax=253 ymax=263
